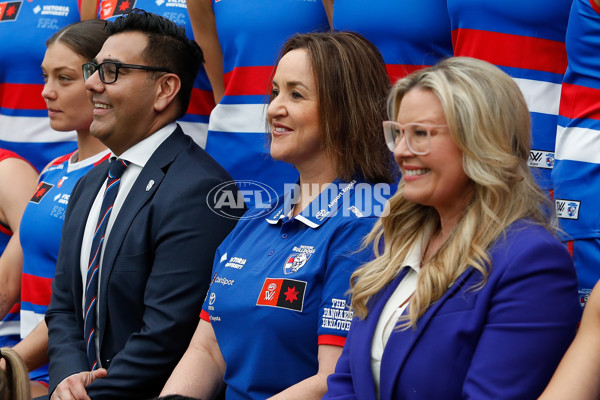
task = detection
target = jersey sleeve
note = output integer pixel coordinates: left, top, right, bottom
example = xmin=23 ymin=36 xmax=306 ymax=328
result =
xmin=317 ymin=216 xmax=378 ymax=346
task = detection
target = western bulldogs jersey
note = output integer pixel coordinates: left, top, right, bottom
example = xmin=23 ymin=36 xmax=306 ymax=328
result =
xmin=97 ymin=0 xmax=215 ymax=148
xmin=20 ymin=150 xmax=110 ymax=338
xmin=203 ymin=0 xmax=330 ymax=205
xmin=332 ymin=0 xmax=453 ymax=83
xmin=448 ymin=0 xmax=573 ymax=191
xmin=0 ymin=0 xmax=79 ymax=171
xmin=202 ymin=180 xmax=391 ymax=399
xmin=553 ymin=0 xmax=600 ymax=305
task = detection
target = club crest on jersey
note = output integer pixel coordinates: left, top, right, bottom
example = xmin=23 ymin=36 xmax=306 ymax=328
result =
xmin=99 ymin=0 xmax=136 ymax=19
xmin=555 ymin=199 xmax=580 ymax=220
xmin=30 ymin=182 xmax=54 ymax=204
xmin=284 ymin=252 xmax=311 ymax=274
xmin=256 ymin=278 xmax=306 ymax=312
xmin=528 ymin=150 xmax=554 ymax=169
xmin=546 ymin=153 xmax=555 ymax=168
xmin=0 ymin=1 xmax=21 ymax=22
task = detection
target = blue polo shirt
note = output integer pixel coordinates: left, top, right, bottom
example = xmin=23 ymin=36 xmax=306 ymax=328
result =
xmin=201 ymin=179 xmax=391 ymax=400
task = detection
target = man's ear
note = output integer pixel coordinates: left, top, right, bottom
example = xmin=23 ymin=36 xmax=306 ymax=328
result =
xmin=154 ymin=73 xmax=181 ymax=113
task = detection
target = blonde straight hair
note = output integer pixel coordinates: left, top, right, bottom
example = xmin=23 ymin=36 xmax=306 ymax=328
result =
xmin=0 ymin=348 xmax=31 ymax=400
xmin=350 ymin=57 xmax=555 ymax=329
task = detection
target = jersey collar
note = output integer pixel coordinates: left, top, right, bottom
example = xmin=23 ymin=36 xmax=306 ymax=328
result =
xmin=265 ymin=179 xmax=358 ymax=228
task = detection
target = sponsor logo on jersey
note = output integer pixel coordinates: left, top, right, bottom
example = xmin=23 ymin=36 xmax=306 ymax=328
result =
xmin=213 ymin=275 xmax=234 ymax=286
xmin=30 ymin=182 xmax=54 ymax=204
xmin=283 ymin=252 xmax=310 ymax=274
xmin=256 ymin=278 xmax=306 ymax=312
xmin=555 ymin=198 xmax=580 ymax=220
xmin=57 ymin=176 xmax=68 ymax=188
xmin=164 ymin=0 xmax=187 ymax=8
xmin=322 ymin=298 xmax=353 ymax=332
xmin=100 ymin=0 xmax=136 ymax=19
xmin=528 ymin=150 xmax=554 ymax=169
xmin=207 ymin=292 xmax=216 ymax=311
xmin=0 ymin=1 xmax=21 ymax=22
xmin=38 ymin=4 xmax=70 ymax=16
xmin=224 ymin=256 xmax=246 ymax=270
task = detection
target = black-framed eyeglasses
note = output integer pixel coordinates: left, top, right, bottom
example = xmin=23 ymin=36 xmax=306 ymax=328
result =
xmin=82 ymin=62 xmax=172 ymax=84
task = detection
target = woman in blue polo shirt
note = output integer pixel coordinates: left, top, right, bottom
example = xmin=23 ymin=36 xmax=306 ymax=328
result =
xmin=161 ymin=31 xmax=396 ymax=400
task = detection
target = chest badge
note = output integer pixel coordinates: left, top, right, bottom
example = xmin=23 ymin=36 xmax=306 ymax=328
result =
xmin=284 ymin=252 xmax=311 ymax=274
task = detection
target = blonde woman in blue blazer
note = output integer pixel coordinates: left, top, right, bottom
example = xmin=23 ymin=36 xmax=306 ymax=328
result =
xmin=324 ymin=57 xmax=581 ymax=400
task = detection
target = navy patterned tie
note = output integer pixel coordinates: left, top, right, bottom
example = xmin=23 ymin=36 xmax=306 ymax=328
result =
xmin=84 ymin=157 xmax=129 ymax=370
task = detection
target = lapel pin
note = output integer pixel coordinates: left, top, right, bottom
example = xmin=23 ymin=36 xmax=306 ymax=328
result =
xmin=146 ymin=180 xmax=155 ymax=192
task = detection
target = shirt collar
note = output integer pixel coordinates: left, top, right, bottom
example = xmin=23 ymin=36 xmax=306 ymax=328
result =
xmin=111 ymin=122 xmax=177 ymax=168
xmin=265 ymin=179 xmax=359 ymax=229
xmin=401 ymin=223 xmax=436 ymax=274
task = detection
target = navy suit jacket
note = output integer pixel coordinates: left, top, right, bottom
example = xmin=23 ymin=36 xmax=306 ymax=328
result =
xmin=325 ymin=220 xmax=581 ymax=400
xmin=46 ymin=126 xmax=244 ymax=399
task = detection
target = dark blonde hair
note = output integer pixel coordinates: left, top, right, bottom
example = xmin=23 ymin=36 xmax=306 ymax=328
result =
xmin=271 ymin=31 xmax=396 ymax=184
xmin=0 ymin=348 xmax=30 ymax=400
xmin=351 ymin=57 xmax=554 ymax=327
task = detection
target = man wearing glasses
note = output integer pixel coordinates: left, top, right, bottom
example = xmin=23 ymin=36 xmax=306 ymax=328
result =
xmin=45 ymin=9 xmax=243 ymax=400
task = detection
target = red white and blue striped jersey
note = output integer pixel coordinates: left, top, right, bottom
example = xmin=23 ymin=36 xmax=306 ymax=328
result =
xmin=97 ymin=0 xmax=215 ymax=147
xmin=553 ymin=0 xmax=600 ymax=241
xmin=448 ymin=0 xmax=573 ymax=190
xmin=203 ymin=0 xmax=330 ymax=201
xmin=0 ymin=148 xmax=30 ymax=347
xmin=0 ymin=0 xmax=80 ymax=172
xmin=332 ymin=0 xmax=453 ymax=83
xmin=20 ymin=149 xmax=110 ymax=339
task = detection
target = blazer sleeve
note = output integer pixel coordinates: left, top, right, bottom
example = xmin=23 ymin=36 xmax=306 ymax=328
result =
xmin=462 ymin=230 xmax=581 ymax=399
xmin=324 ymin=319 xmax=360 ymax=400
xmin=84 ymin=174 xmax=240 ymax=399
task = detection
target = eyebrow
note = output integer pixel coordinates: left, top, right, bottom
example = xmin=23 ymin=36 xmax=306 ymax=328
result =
xmin=41 ymin=65 xmax=79 ymax=73
xmin=272 ymin=80 xmax=309 ymax=90
xmin=91 ymin=58 xmax=122 ymax=64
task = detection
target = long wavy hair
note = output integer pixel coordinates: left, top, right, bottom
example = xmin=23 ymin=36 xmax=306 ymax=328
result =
xmin=350 ymin=57 xmax=555 ymax=328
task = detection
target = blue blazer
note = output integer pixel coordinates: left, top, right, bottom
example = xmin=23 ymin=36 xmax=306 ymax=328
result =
xmin=46 ymin=127 xmax=243 ymax=399
xmin=325 ymin=220 xmax=581 ymax=400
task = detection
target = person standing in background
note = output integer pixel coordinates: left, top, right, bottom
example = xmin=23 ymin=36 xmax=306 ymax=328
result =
xmin=326 ymin=0 xmax=453 ymax=84
xmin=0 ymin=151 xmax=38 ymax=348
xmin=448 ymin=0 xmax=573 ymax=194
xmin=552 ymin=0 xmax=600 ymax=308
xmin=0 ymin=0 xmax=83 ymax=171
xmin=82 ymin=0 xmax=216 ymax=148
xmin=187 ymin=0 xmax=330 ymax=207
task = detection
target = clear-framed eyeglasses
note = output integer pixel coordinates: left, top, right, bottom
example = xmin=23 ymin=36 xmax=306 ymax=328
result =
xmin=82 ymin=62 xmax=172 ymax=84
xmin=382 ymin=121 xmax=447 ymax=155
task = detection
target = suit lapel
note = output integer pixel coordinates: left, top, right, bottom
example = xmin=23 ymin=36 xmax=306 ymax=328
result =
xmin=379 ymin=267 xmax=476 ymax=400
xmin=72 ymin=162 xmax=110 ymax=304
xmin=352 ymin=269 xmax=411 ymax=400
xmin=97 ymin=127 xmax=190 ymax=345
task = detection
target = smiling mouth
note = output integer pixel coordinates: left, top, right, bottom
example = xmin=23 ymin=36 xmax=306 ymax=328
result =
xmin=404 ymin=168 xmax=430 ymax=176
xmin=94 ymin=103 xmax=112 ymax=109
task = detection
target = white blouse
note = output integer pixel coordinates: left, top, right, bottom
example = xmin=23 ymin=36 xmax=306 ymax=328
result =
xmin=370 ymin=228 xmax=432 ymax=399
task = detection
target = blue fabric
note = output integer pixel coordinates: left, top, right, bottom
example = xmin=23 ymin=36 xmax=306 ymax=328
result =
xmin=325 ymin=220 xmax=581 ymax=400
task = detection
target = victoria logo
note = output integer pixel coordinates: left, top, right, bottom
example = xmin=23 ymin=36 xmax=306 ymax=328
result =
xmin=207 ymin=180 xmax=279 ymax=220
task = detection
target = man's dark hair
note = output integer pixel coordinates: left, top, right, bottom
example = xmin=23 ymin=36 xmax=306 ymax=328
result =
xmin=107 ymin=8 xmax=204 ymax=119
